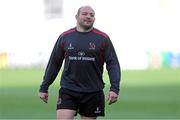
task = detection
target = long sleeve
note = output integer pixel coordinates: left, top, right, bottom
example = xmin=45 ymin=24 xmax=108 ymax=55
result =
xmin=39 ymin=36 xmax=65 ymax=93
xmin=104 ymin=37 xmax=121 ymax=94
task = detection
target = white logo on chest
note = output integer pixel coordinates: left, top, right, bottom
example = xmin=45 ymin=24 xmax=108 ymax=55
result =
xmin=68 ymin=43 xmax=74 ymax=50
xmin=89 ymin=42 xmax=96 ymax=50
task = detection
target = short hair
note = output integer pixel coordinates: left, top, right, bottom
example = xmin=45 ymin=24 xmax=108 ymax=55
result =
xmin=76 ymin=6 xmax=95 ymax=16
xmin=77 ymin=7 xmax=83 ymax=15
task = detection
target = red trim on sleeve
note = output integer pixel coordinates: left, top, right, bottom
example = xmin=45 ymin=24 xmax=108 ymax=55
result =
xmin=92 ymin=29 xmax=109 ymax=38
xmin=61 ymin=28 xmax=76 ymax=36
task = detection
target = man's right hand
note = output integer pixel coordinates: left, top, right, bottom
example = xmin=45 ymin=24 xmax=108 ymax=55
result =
xmin=38 ymin=92 xmax=48 ymax=103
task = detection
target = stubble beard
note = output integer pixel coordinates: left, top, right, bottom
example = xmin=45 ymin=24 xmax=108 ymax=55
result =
xmin=79 ymin=21 xmax=94 ymax=31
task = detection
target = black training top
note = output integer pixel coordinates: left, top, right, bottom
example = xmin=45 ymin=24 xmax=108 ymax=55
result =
xmin=39 ymin=27 xmax=121 ymax=94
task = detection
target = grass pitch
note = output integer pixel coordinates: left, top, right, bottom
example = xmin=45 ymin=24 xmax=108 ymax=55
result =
xmin=0 ymin=68 xmax=180 ymax=119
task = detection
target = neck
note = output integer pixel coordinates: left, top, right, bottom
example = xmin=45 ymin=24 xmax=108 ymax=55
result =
xmin=76 ymin=25 xmax=93 ymax=32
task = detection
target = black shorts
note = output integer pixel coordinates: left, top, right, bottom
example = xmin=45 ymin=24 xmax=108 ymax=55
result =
xmin=56 ymin=88 xmax=105 ymax=117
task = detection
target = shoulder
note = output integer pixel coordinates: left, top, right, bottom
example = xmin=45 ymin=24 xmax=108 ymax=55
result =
xmin=92 ymin=28 xmax=109 ymax=38
xmin=61 ymin=28 xmax=76 ymax=37
xmin=57 ymin=28 xmax=76 ymax=43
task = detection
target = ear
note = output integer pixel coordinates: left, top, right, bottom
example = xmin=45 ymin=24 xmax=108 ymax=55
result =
xmin=75 ymin=14 xmax=78 ymax=20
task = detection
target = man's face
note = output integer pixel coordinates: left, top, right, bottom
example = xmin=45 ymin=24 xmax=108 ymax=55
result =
xmin=76 ymin=7 xmax=95 ymax=30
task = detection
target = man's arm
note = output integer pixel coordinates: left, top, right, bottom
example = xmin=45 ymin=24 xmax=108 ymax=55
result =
xmin=104 ymin=37 xmax=121 ymax=104
xmin=38 ymin=36 xmax=65 ymax=102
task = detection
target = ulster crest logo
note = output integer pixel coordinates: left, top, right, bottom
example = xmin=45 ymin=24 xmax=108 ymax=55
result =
xmin=89 ymin=42 xmax=96 ymax=50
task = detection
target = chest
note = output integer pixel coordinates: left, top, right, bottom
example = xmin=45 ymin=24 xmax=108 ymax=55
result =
xmin=63 ymin=35 xmax=105 ymax=56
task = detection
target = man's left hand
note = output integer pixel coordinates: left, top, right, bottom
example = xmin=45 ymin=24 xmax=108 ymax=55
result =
xmin=107 ymin=91 xmax=118 ymax=105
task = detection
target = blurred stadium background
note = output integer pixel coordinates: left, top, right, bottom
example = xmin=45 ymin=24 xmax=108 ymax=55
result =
xmin=0 ymin=0 xmax=180 ymax=119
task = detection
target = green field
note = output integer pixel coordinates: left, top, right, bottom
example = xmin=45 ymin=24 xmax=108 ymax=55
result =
xmin=0 ymin=68 xmax=180 ymax=119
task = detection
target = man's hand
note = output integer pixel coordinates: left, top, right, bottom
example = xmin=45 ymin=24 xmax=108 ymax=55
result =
xmin=38 ymin=92 xmax=48 ymax=103
xmin=107 ymin=91 xmax=118 ymax=105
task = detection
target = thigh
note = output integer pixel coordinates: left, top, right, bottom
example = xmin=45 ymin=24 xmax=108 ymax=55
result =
xmin=79 ymin=90 xmax=105 ymax=117
xmin=80 ymin=115 xmax=96 ymax=120
xmin=56 ymin=88 xmax=78 ymax=110
xmin=57 ymin=109 xmax=76 ymax=120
